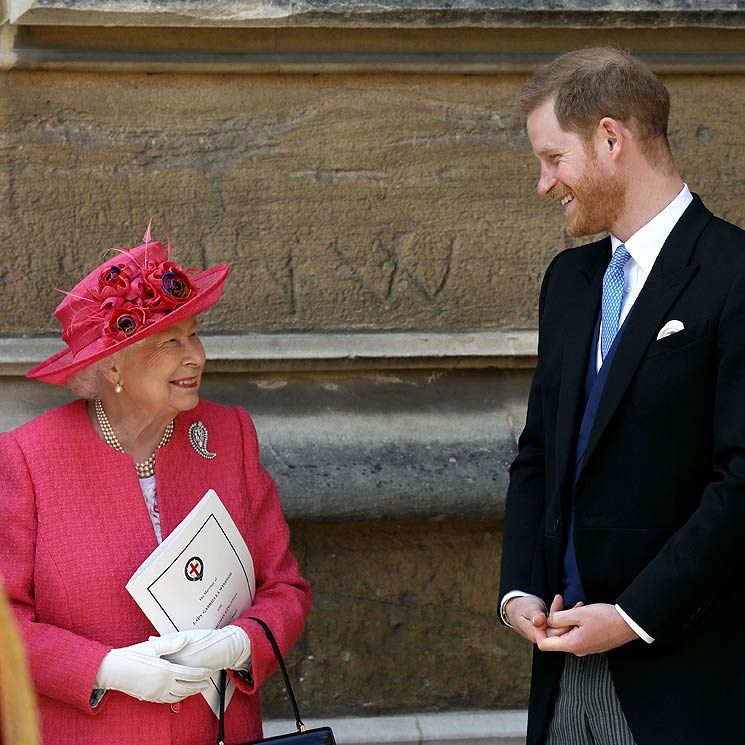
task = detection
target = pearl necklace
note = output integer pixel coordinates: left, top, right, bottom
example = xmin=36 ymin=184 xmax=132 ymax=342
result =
xmin=94 ymin=398 xmax=174 ymax=479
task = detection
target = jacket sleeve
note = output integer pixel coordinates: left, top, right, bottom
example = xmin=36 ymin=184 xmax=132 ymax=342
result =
xmin=498 ymin=254 xmax=559 ymax=609
xmin=617 ymin=261 xmax=745 ymax=642
xmin=228 ymin=408 xmax=312 ymax=694
xmin=0 ymin=431 xmax=111 ymax=714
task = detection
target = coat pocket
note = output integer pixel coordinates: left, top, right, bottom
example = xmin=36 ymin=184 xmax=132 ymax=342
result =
xmin=644 ymin=319 xmax=710 ymax=360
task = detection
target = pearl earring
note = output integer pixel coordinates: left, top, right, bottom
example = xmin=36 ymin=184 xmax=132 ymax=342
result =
xmin=115 ymin=383 xmax=123 ymax=393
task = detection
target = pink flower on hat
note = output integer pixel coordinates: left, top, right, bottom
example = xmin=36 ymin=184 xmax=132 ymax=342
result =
xmin=97 ymin=264 xmax=132 ymax=300
xmin=143 ymin=261 xmax=194 ymax=309
xmin=95 ymin=249 xmax=195 ymax=339
xmin=106 ymin=303 xmax=150 ymax=341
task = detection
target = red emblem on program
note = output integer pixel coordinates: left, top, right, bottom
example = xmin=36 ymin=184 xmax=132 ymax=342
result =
xmin=185 ymin=556 xmax=204 ymax=581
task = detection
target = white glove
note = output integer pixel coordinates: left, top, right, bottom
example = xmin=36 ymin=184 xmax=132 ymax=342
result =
xmin=95 ymin=636 xmax=213 ymax=704
xmin=151 ymin=625 xmax=251 ymax=674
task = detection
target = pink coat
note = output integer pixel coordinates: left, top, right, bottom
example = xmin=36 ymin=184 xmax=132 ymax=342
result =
xmin=0 ymin=399 xmax=312 ymax=745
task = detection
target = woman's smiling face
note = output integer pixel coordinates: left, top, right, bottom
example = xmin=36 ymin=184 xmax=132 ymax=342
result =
xmin=113 ymin=315 xmax=206 ymax=420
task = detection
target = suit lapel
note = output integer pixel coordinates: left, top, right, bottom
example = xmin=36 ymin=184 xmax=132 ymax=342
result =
xmin=553 ymin=239 xmax=609 ymax=501
xmin=580 ymin=195 xmax=713 ymax=474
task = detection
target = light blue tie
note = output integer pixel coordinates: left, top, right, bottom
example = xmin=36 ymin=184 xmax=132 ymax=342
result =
xmin=600 ymin=244 xmax=631 ymax=361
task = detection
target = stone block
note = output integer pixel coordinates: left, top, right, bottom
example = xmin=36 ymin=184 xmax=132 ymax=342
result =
xmin=2 ymin=71 xmax=745 ymax=339
xmin=260 ymin=521 xmax=532 ymax=717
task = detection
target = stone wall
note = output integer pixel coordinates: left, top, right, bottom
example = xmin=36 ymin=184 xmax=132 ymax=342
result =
xmin=272 ymin=520 xmax=531 ymax=718
xmin=3 ymin=67 xmax=745 ymax=337
xmin=1 ymin=70 xmax=540 ymax=334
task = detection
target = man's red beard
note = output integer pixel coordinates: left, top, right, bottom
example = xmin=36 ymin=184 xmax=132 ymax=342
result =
xmin=559 ymin=149 xmax=626 ymax=238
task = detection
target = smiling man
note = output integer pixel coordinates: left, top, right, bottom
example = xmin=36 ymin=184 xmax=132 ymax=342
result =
xmin=499 ymin=47 xmax=745 ymax=745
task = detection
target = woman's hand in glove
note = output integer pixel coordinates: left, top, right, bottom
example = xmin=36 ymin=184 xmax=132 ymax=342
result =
xmin=95 ymin=636 xmax=213 ymax=703
xmin=150 ymin=625 xmax=251 ymax=673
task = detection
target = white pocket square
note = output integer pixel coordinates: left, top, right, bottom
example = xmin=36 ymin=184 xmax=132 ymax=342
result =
xmin=656 ymin=320 xmax=685 ymax=340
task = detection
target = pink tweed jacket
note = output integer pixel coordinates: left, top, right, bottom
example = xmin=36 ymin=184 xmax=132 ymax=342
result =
xmin=0 ymin=399 xmax=312 ymax=745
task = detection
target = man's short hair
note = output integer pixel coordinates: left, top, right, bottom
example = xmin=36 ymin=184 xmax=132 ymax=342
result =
xmin=516 ymin=47 xmax=671 ymax=156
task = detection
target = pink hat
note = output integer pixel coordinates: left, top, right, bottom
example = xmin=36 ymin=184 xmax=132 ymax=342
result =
xmin=27 ymin=226 xmax=230 ymax=385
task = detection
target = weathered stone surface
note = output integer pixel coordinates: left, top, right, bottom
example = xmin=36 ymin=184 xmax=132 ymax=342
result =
xmin=260 ymin=521 xmax=532 ymax=717
xmin=8 ymin=0 xmax=745 ymax=28
xmin=4 ymin=72 xmax=744 ymax=338
xmin=0 ymin=367 xmax=531 ymax=522
xmin=6 ymin=26 xmax=745 ymax=76
xmin=0 ymin=71 xmax=536 ymax=334
xmin=208 ymin=368 xmax=527 ymax=522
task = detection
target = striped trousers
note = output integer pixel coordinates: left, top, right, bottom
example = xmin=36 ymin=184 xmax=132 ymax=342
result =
xmin=544 ymin=654 xmax=637 ymax=745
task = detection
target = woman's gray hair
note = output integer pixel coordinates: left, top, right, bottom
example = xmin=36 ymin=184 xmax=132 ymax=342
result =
xmin=65 ymin=344 xmax=136 ymax=400
xmin=65 ymin=358 xmax=114 ymax=400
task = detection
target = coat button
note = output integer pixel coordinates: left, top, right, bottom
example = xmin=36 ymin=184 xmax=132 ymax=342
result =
xmin=170 ymin=702 xmax=182 ymax=713
xmin=553 ymin=517 xmax=562 ymax=533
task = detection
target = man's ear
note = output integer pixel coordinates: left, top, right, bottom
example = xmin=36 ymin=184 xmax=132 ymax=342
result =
xmin=598 ymin=117 xmax=624 ymax=161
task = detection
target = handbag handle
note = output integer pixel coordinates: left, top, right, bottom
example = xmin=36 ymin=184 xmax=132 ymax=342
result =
xmin=248 ymin=617 xmax=306 ymax=732
xmin=218 ymin=617 xmax=306 ymax=745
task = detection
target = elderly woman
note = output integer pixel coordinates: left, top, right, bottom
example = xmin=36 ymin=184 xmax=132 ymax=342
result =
xmin=0 ymin=227 xmax=311 ymax=744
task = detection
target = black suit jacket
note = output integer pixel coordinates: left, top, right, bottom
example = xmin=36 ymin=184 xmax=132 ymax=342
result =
xmin=499 ymin=196 xmax=745 ymax=745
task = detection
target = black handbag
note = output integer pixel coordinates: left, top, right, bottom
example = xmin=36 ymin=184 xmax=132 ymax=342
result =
xmin=217 ymin=617 xmax=336 ymax=745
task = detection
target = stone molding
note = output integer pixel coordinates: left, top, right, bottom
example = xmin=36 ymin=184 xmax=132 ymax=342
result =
xmin=0 ymin=331 xmax=538 ymax=375
xmin=6 ymin=0 xmax=745 ymax=29
xmin=4 ymin=10 xmax=745 ymax=73
xmin=6 ymin=47 xmax=745 ymax=74
xmin=263 ymin=709 xmax=528 ymax=745
xmin=0 ymin=331 xmax=531 ymax=523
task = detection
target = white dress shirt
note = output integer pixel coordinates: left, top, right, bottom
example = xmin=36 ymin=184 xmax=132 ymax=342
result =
xmin=502 ymin=184 xmax=694 ymax=645
xmin=597 ymin=184 xmax=693 ymax=372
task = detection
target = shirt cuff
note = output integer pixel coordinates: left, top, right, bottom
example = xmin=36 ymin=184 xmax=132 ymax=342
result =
xmin=615 ymin=604 xmax=654 ymax=644
xmin=500 ymin=591 xmax=547 ymax=628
